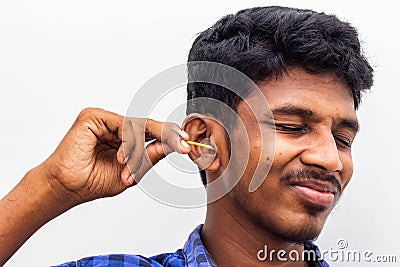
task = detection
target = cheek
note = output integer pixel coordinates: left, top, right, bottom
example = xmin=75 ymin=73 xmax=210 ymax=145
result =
xmin=229 ymin=124 xmax=262 ymax=169
xmin=340 ymin=153 xmax=354 ymax=188
xmin=269 ymin=136 xmax=300 ymax=168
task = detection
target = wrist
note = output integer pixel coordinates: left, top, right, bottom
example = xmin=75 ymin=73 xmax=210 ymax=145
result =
xmin=34 ymin=162 xmax=82 ymax=210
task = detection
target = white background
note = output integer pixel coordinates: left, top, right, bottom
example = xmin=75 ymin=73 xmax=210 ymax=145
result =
xmin=0 ymin=1 xmax=399 ymax=266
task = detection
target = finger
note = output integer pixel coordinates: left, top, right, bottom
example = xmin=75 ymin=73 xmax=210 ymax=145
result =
xmin=125 ymin=122 xmax=145 ymax=176
xmin=179 ymin=129 xmax=190 ymax=140
xmin=178 ymin=129 xmax=191 ymax=154
xmin=164 ymin=124 xmax=191 ymax=154
xmin=116 ymin=146 xmax=125 ymax=165
xmin=117 ymin=118 xmax=137 ymax=164
xmin=134 ymin=140 xmax=174 ymax=183
xmin=78 ymin=108 xmax=124 ymax=142
xmin=119 ymin=121 xmax=146 ymax=185
xmin=146 ymin=119 xmax=191 ymax=154
xmin=120 ymin=165 xmax=136 ymax=186
xmin=143 ymin=118 xmax=164 ymax=142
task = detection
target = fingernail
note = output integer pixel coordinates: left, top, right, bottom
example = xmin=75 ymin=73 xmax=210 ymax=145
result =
xmin=179 ymin=130 xmax=189 ymax=139
xmin=181 ymin=139 xmax=190 ymax=148
xmin=127 ymin=173 xmax=136 ymax=185
xmin=131 ymin=173 xmax=137 ymax=182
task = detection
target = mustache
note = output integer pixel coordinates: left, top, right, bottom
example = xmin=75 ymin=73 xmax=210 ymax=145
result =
xmin=281 ymin=169 xmax=342 ymax=194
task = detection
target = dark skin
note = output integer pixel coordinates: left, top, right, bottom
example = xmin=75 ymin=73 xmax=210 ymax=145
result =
xmin=0 ymin=108 xmax=191 ymax=265
xmin=0 ymin=68 xmax=358 ymax=266
xmin=184 ymin=68 xmax=358 ymax=266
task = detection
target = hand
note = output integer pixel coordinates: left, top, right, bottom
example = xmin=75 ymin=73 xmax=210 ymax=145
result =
xmin=0 ymin=107 xmax=191 ymax=265
xmin=40 ymin=107 xmax=190 ymax=205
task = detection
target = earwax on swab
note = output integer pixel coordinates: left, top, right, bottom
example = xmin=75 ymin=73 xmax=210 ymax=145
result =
xmin=186 ymin=141 xmax=215 ymax=151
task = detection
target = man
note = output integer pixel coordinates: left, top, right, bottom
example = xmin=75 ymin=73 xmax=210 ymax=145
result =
xmin=0 ymin=6 xmax=373 ymax=267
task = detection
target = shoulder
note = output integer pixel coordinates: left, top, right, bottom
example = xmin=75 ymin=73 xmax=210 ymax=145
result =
xmin=52 ymin=251 xmax=186 ymax=267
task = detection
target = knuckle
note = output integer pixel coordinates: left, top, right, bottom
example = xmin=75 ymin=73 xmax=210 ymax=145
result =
xmin=144 ymin=118 xmax=155 ymax=131
xmin=165 ymin=121 xmax=179 ymax=130
xmin=78 ymin=107 xmax=103 ymax=120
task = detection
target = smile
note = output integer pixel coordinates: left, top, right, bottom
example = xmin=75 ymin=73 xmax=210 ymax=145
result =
xmin=290 ymin=180 xmax=337 ymax=208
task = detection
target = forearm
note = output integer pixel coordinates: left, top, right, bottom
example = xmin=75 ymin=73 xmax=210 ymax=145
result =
xmin=0 ymin=166 xmax=77 ymax=266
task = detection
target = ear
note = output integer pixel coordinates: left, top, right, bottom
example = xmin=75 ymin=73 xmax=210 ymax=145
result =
xmin=182 ymin=113 xmax=221 ymax=173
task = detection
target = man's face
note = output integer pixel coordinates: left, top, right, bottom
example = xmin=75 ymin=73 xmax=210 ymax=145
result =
xmin=225 ymin=67 xmax=358 ymax=243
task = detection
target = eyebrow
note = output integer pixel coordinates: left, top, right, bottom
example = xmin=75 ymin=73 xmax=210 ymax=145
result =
xmin=271 ymin=104 xmax=360 ymax=133
xmin=337 ymin=118 xmax=360 ymax=134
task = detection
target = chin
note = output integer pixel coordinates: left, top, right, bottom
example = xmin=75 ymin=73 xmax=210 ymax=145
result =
xmin=279 ymin=208 xmax=330 ymax=244
xmin=281 ymin=223 xmax=323 ymax=244
xmin=260 ymin=204 xmax=331 ymax=244
xmin=247 ymin=208 xmax=327 ymax=245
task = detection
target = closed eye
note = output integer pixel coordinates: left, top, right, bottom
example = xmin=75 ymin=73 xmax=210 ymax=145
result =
xmin=275 ymin=124 xmax=308 ymax=135
xmin=334 ymin=134 xmax=353 ymax=149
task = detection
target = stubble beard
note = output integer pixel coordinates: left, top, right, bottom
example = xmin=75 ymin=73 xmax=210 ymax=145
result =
xmin=230 ymin=180 xmax=325 ymax=245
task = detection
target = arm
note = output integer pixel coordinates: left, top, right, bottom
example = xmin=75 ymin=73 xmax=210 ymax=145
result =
xmin=0 ymin=166 xmax=77 ymax=265
xmin=0 ymin=108 xmax=190 ymax=266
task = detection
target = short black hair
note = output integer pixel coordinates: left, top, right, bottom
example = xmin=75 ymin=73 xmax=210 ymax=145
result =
xmin=186 ymin=6 xmax=374 ymax=185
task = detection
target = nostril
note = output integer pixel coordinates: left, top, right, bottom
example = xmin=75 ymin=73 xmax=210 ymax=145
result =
xmin=299 ymin=148 xmax=343 ymax=173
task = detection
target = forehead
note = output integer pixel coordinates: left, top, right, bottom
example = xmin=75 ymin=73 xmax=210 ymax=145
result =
xmin=244 ymin=68 xmax=357 ymax=122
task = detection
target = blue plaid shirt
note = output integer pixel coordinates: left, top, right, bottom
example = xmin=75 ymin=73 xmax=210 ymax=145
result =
xmin=54 ymin=224 xmax=329 ymax=267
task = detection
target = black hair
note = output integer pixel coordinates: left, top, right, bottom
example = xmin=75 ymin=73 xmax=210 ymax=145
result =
xmin=186 ymin=6 xmax=374 ymax=185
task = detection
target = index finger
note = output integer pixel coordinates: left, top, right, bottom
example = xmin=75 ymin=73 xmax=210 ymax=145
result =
xmin=145 ymin=119 xmax=190 ymax=154
xmin=78 ymin=108 xmax=124 ymax=142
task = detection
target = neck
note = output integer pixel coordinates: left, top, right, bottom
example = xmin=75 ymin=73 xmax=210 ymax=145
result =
xmin=201 ymin=195 xmax=308 ymax=267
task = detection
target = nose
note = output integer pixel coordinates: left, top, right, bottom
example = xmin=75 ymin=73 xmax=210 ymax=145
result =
xmin=300 ymin=131 xmax=343 ymax=173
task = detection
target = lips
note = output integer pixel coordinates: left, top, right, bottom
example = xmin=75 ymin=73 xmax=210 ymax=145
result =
xmin=290 ymin=180 xmax=338 ymax=208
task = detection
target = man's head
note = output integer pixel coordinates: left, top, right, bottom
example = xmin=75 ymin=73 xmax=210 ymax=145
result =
xmin=184 ymin=6 xmax=373 ymax=243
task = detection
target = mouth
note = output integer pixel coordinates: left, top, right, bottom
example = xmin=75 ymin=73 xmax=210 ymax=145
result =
xmin=289 ymin=180 xmax=338 ymax=208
